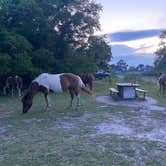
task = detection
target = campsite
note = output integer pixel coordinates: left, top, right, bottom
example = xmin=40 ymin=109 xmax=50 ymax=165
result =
xmin=0 ymin=75 xmax=166 ymax=165
xmin=0 ymin=0 xmax=166 ymax=165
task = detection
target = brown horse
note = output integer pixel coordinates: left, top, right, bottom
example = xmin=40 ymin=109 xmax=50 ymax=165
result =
xmin=80 ymin=74 xmax=95 ymax=90
xmin=22 ymin=73 xmax=95 ymax=113
xmin=157 ymin=74 xmax=166 ymax=93
xmin=4 ymin=75 xmax=23 ymax=97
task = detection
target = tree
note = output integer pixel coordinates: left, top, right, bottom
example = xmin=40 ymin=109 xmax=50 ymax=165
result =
xmin=154 ymin=31 xmax=166 ymax=72
xmin=144 ymin=65 xmax=154 ymax=72
xmin=0 ymin=0 xmax=102 ymax=51
xmin=0 ymin=30 xmax=32 ymax=56
xmin=116 ymin=60 xmax=128 ymax=72
xmin=11 ymin=53 xmax=36 ymax=75
xmin=0 ymin=0 xmax=45 ymax=48
xmin=128 ymin=66 xmax=136 ymax=72
xmin=85 ymin=36 xmax=112 ymax=72
xmin=0 ymin=29 xmax=34 ymax=76
xmin=0 ymin=0 xmax=111 ymax=77
xmin=31 ymin=49 xmax=57 ymax=73
xmin=0 ymin=53 xmax=12 ymax=74
xmin=136 ymin=64 xmax=145 ymax=72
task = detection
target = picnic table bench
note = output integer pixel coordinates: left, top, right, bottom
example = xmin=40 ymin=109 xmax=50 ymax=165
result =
xmin=109 ymin=88 xmax=119 ymax=96
xmin=136 ymin=88 xmax=147 ymax=100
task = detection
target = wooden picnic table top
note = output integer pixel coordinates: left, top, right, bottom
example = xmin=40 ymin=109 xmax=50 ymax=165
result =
xmin=116 ymin=83 xmax=139 ymax=87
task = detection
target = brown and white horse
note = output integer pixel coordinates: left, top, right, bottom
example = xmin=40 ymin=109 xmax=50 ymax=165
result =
xmin=22 ymin=73 xmax=95 ymax=113
xmin=4 ymin=75 xmax=23 ymax=97
xmin=80 ymin=74 xmax=95 ymax=90
xmin=157 ymin=74 xmax=166 ymax=93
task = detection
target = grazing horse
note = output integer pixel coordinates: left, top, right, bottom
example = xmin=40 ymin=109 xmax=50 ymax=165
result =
xmin=22 ymin=73 xmax=95 ymax=113
xmin=157 ymin=74 xmax=166 ymax=93
xmin=80 ymin=74 xmax=95 ymax=90
xmin=4 ymin=75 xmax=23 ymax=97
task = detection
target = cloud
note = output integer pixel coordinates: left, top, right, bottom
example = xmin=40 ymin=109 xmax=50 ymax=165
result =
xmin=134 ymin=45 xmax=158 ymax=54
xmin=109 ymin=36 xmax=161 ymax=54
xmin=107 ymin=29 xmax=165 ymax=42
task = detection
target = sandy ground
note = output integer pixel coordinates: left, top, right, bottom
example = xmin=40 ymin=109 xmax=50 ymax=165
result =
xmin=96 ymin=96 xmax=166 ymax=111
xmin=95 ymin=96 xmax=166 ymax=142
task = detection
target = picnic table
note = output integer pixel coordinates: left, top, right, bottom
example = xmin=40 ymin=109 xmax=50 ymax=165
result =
xmin=116 ymin=83 xmax=139 ymax=99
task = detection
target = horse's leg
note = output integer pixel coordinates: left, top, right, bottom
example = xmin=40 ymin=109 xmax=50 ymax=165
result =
xmin=18 ymin=88 xmax=21 ymax=97
xmin=69 ymin=89 xmax=74 ymax=108
xmin=19 ymin=79 xmax=23 ymax=97
xmin=44 ymin=93 xmax=51 ymax=112
xmin=17 ymin=86 xmax=21 ymax=97
xmin=3 ymin=86 xmax=7 ymax=95
xmin=11 ymin=87 xmax=14 ymax=96
xmin=161 ymin=84 xmax=164 ymax=93
xmin=89 ymin=82 xmax=93 ymax=90
xmin=76 ymin=93 xmax=80 ymax=107
xmin=74 ymin=89 xmax=80 ymax=109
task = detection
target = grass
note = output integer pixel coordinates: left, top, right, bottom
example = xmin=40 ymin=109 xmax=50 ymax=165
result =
xmin=0 ymin=76 xmax=166 ymax=165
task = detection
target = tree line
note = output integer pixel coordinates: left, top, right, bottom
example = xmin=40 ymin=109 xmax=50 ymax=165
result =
xmin=0 ymin=0 xmax=112 ymax=83
xmin=109 ymin=60 xmax=154 ymax=74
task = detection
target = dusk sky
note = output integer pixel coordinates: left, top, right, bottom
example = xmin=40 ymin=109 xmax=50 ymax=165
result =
xmin=95 ymin=0 xmax=166 ymax=66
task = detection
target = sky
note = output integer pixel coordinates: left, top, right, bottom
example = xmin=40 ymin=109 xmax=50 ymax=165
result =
xmin=95 ymin=0 xmax=166 ymax=66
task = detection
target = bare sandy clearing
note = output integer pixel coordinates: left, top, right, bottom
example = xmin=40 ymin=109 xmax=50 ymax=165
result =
xmin=94 ymin=96 xmax=166 ymax=142
xmin=93 ymin=115 xmax=166 ymax=142
xmin=96 ymin=96 xmax=166 ymax=111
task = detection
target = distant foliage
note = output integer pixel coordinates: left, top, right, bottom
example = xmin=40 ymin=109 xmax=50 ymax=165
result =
xmin=0 ymin=53 xmax=12 ymax=74
xmin=155 ymin=31 xmax=166 ymax=73
xmin=0 ymin=30 xmax=34 ymax=75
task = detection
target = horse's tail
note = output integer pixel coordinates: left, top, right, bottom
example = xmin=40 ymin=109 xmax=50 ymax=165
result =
xmin=81 ymin=86 xmax=96 ymax=97
xmin=77 ymin=76 xmax=96 ymax=97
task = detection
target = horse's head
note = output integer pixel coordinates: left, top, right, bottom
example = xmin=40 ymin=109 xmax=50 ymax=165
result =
xmin=22 ymin=94 xmax=33 ymax=113
xmin=21 ymin=82 xmax=39 ymax=113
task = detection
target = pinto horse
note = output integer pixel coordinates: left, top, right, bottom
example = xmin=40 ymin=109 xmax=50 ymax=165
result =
xmin=157 ymin=74 xmax=166 ymax=93
xmin=4 ymin=75 xmax=23 ymax=97
xmin=80 ymin=74 xmax=95 ymax=90
xmin=22 ymin=73 xmax=95 ymax=113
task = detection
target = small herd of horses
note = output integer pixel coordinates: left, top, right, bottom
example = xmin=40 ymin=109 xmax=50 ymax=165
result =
xmin=2 ymin=73 xmax=166 ymax=114
xmin=3 ymin=73 xmax=94 ymax=113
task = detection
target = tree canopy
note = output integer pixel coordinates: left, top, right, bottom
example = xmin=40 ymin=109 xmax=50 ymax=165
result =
xmin=0 ymin=0 xmax=112 ymax=80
